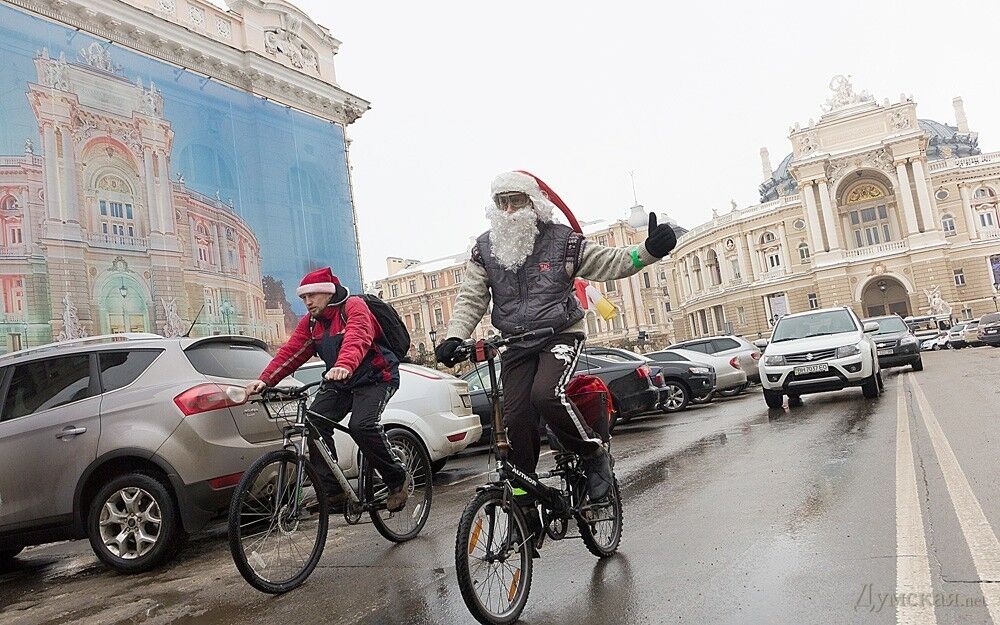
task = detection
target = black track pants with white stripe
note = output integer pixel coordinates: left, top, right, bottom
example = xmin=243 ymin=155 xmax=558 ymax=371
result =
xmin=500 ymin=333 xmax=602 ymax=474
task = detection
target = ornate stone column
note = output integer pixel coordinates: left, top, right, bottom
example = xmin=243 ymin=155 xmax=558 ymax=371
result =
xmin=143 ymin=148 xmax=161 ymax=233
xmin=736 ymin=234 xmax=750 ymax=282
xmin=745 ymin=232 xmax=761 ymax=279
xmin=214 ymin=222 xmax=225 ymax=271
xmin=910 ymin=159 xmax=935 ymax=232
xmin=959 ymin=184 xmax=979 ymax=240
xmin=42 ymin=123 xmax=60 ymax=221
xmin=817 ymin=179 xmax=841 ymax=250
xmin=60 ymin=128 xmax=79 ymax=224
xmin=894 ymin=161 xmax=920 ymax=236
xmin=157 ymin=150 xmax=175 ymax=235
xmin=778 ymin=221 xmax=793 ymax=271
xmin=801 ymin=181 xmax=825 ymax=252
xmin=715 ymin=243 xmax=730 ymax=284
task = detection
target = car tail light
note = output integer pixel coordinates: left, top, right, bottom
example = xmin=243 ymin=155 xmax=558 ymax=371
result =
xmin=635 ymin=365 xmax=652 ymax=379
xmin=729 ymin=357 xmax=741 ymax=369
xmin=174 ymin=383 xmax=248 ymax=416
xmin=751 ymin=351 xmax=761 ymax=360
xmin=447 ymin=432 xmax=467 ymax=442
xmin=208 ymin=472 xmax=244 ymax=490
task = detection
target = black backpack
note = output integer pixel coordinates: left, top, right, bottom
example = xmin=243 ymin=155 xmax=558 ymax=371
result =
xmin=313 ymin=294 xmax=410 ymax=361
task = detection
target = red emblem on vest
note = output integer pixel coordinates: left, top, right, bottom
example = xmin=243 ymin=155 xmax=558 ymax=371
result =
xmin=538 ymin=262 xmax=551 ymax=272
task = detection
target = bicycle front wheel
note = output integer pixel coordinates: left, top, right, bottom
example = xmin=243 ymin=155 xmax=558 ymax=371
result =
xmin=228 ymin=450 xmax=329 ymax=593
xmin=370 ymin=429 xmax=433 ymax=542
xmin=578 ymin=477 xmax=623 ymax=558
xmin=455 ymin=488 xmax=532 ymax=625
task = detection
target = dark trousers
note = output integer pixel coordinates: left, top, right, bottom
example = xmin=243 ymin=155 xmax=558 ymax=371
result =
xmin=306 ymin=382 xmax=406 ymax=495
xmin=500 ymin=333 xmax=602 ymax=473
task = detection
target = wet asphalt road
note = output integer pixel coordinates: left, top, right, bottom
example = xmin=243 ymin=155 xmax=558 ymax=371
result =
xmin=2 ymin=347 xmax=1000 ymax=625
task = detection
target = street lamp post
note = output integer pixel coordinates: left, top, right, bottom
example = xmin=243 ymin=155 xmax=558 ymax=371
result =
xmin=428 ymin=328 xmax=438 ymax=367
xmin=220 ymin=301 xmax=236 ymax=335
xmin=119 ymin=280 xmax=129 ymax=333
xmin=993 ymin=282 xmax=999 ymax=312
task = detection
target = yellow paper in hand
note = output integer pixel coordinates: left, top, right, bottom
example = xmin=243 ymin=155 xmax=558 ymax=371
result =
xmin=595 ymin=297 xmax=618 ymax=321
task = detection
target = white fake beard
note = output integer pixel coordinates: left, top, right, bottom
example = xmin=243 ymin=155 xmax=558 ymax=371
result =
xmin=487 ymin=205 xmax=540 ymax=272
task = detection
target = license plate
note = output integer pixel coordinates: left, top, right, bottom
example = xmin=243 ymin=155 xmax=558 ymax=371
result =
xmin=877 ymin=349 xmax=894 ymax=356
xmin=794 ymin=363 xmax=829 ymax=375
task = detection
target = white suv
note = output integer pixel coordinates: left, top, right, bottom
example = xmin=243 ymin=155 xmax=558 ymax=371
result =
xmin=755 ymin=307 xmax=883 ymax=409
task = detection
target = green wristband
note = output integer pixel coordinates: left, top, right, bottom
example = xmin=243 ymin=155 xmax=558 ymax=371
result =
xmin=630 ymin=248 xmax=645 ymax=269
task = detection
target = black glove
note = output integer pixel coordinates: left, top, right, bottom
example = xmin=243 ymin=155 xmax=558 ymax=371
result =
xmin=435 ymin=337 xmax=465 ymax=367
xmin=644 ymin=212 xmax=677 ymax=258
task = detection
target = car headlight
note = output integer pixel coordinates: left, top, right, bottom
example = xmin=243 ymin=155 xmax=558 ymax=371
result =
xmin=836 ymin=344 xmax=861 ymax=358
xmin=900 ymin=336 xmax=918 ymax=346
xmin=688 ymin=366 xmax=711 ymax=374
xmin=763 ymin=355 xmax=786 ymax=366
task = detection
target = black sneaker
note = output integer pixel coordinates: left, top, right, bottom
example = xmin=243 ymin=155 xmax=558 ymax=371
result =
xmin=518 ymin=504 xmax=543 ymax=559
xmin=582 ymin=448 xmax=614 ymax=501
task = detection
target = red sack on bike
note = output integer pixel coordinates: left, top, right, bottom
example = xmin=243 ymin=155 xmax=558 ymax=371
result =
xmin=566 ymin=375 xmax=613 ymax=441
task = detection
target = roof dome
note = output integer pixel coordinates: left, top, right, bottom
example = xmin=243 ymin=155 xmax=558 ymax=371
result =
xmin=918 ymin=119 xmax=979 ymax=159
xmin=759 ymin=152 xmax=798 ymax=203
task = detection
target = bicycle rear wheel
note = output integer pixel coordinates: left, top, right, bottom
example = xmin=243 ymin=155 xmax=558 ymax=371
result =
xmin=228 ymin=450 xmax=328 ymax=593
xmin=578 ymin=477 xmax=623 ymax=558
xmin=455 ymin=488 xmax=532 ymax=625
xmin=370 ymin=429 xmax=433 ymax=542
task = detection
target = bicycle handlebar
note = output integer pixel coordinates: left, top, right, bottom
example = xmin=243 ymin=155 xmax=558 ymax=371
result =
xmin=452 ymin=327 xmax=555 ymax=363
xmin=254 ymin=379 xmax=323 ymax=402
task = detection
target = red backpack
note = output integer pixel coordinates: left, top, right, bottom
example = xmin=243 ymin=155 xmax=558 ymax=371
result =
xmin=566 ymin=375 xmax=614 ymax=442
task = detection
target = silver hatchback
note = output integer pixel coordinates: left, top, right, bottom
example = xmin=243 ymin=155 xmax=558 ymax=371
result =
xmin=669 ymin=335 xmax=761 ymax=386
xmin=0 ymin=333 xmax=287 ymax=573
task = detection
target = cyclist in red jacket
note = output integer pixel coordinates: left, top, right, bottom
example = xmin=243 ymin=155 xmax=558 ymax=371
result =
xmin=246 ymin=267 xmax=410 ymax=512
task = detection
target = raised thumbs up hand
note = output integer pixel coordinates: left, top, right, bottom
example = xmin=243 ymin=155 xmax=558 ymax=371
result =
xmin=644 ymin=212 xmax=677 ymax=258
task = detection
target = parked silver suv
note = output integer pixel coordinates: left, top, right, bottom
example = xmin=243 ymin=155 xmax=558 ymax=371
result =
xmin=0 ymin=333 xmax=286 ymax=573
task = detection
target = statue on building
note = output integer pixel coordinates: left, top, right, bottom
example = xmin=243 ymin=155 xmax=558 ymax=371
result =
xmin=56 ymin=294 xmax=87 ymax=341
xmin=78 ymin=42 xmax=122 ymax=75
xmin=922 ymin=285 xmax=953 ymax=317
xmin=822 ymin=75 xmax=873 ymax=113
xmin=24 ymin=138 xmax=34 ymax=154
xmin=162 ymin=297 xmax=185 ymax=337
xmin=42 ymin=51 xmax=69 ymax=90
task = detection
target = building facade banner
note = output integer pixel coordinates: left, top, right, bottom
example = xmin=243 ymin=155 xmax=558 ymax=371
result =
xmin=0 ymin=4 xmax=362 ymax=353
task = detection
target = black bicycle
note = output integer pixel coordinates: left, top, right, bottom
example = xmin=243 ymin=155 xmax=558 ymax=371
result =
xmin=227 ymin=381 xmax=433 ymax=594
xmin=452 ymin=328 xmax=623 ymax=625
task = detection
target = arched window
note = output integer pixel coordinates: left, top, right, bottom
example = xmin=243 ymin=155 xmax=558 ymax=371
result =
xmin=941 ymin=214 xmax=956 ymax=236
xmin=974 ymin=186 xmax=996 ymax=201
xmin=0 ymin=196 xmax=18 ymax=211
xmin=690 ymin=256 xmax=704 ymax=290
xmin=705 ymin=249 xmax=722 ymax=286
xmin=95 ymin=174 xmax=138 ymax=242
xmin=760 ymin=231 xmax=776 ymax=245
xmin=798 ymin=242 xmax=811 ymax=261
xmin=178 ymin=144 xmax=235 ymax=191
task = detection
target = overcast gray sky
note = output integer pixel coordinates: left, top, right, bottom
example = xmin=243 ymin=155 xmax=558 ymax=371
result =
xmin=288 ymin=0 xmax=1000 ymax=282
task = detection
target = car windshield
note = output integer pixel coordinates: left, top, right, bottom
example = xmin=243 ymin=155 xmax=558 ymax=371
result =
xmin=980 ymin=313 xmax=1000 ymax=325
xmin=867 ymin=317 xmax=908 ymax=335
xmin=951 ymin=324 xmax=966 ymax=331
xmin=771 ymin=310 xmax=857 ymax=342
xmin=185 ymin=341 xmax=274 ymax=379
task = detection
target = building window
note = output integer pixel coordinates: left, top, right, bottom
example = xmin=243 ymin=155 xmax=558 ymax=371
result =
xmin=597 ymin=235 xmax=608 ymax=246
xmin=849 ymin=204 xmax=893 ymax=248
xmin=404 ymin=314 xmax=411 ymax=329
xmin=935 ymin=188 xmax=949 ymax=201
xmin=586 ymin=314 xmax=597 ymax=334
xmin=954 ymin=269 xmax=966 ymax=287
xmin=712 ymin=305 xmax=725 ymax=333
xmin=390 ymin=283 xmax=399 ymax=298
xmin=409 ymin=280 xmax=416 ymax=294
xmin=429 ymin=275 xmax=439 ymax=289
xmin=611 ymin=315 xmax=622 ymax=332
xmin=808 ymin=293 xmax=819 ymax=309
xmin=434 ymin=308 xmax=443 ymax=326
xmin=643 ymin=272 xmax=651 ymax=288
xmin=942 ymin=214 xmax=956 ymax=236
xmin=697 ymin=309 xmax=709 ymax=335
xmin=962 ymin=307 xmax=973 ymax=320
xmin=664 ymin=300 xmax=671 ymax=312
xmin=760 ymin=231 xmax=776 ymax=244
xmin=798 ymin=242 xmax=810 ymax=262
xmin=793 ymin=218 xmax=806 ymax=231
xmin=453 ymin=269 xmax=462 ymax=284
xmin=974 ymin=187 xmax=996 ymax=201
xmin=413 ymin=312 xmax=422 ymax=329
xmin=979 ymin=211 xmax=996 ymax=228
xmin=767 ymin=252 xmax=781 ymax=269
xmin=737 ymin=306 xmax=746 ymax=326
xmin=649 ymin=307 xmax=657 ymax=325
xmin=605 ymin=280 xmax=617 ymax=292
xmin=731 ymin=259 xmax=741 ymax=280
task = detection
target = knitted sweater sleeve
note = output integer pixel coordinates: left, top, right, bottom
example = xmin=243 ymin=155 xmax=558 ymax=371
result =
xmin=445 ymin=257 xmax=491 ymax=340
xmin=575 ymin=240 xmax=660 ymax=281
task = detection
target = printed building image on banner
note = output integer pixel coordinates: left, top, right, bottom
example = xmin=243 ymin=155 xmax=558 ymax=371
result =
xmin=0 ymin=4 xmax=361 ymax=354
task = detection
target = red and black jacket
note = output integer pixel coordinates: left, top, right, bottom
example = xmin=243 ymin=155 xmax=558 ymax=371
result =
xmin=259 ymin=297 xmax=400 ymax=390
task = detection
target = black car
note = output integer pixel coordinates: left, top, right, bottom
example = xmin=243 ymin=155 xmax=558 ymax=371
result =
xmin=977 ymin=312 xmax=1000 ymax=347
xmin=461 ymin=349 xmax=666 ymax=441
xmin=582 ymin=347 xmax=715 ymax=413
xmin=863 ymin=314 xmax=923 ymax=371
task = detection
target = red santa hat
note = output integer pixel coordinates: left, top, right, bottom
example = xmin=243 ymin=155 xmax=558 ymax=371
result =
xmin=297 ymin=267 xmax=349 ymax=303
xmin=490 ymin=171 xmax=583 ymax=234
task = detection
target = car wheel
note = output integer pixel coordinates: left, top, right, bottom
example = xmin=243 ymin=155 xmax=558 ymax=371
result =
xmin=862 ymin=373 xmax=880 ymax=399
xmin=87 ymin=473 xmax=185 ymax=574
xmin=660 ymin=381 xmax=690 ymax=413
xmin=431 ymin=458 xmax=448 ymax=473
xmin=911 ymin=358 xmax=924 ymax=372
xmin=763 ymin=390 xmax=783 ymax=409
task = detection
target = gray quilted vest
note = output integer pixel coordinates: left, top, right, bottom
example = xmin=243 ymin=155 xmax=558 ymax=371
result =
xmin=476 ymin=222 xmax=585 ymax=336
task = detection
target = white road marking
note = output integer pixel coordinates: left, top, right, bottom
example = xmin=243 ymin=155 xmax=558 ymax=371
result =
xmin=909 ymin=374 xmax=1000 ymax=623
xmin=896 ymin=381 xmax=937 ymax=625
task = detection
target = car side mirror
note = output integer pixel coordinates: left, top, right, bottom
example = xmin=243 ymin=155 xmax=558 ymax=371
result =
xmin=753 ymin=338 xmax=768 ymax=349
xmin=863 ymin=321 xmax=880 ymax=333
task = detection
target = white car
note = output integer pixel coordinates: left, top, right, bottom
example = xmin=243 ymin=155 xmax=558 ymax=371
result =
xmin=293 ymin=361 xmax=481 ymax=473
xmin=646 ymin=347 xmax=748 ymax=394
xmin=755 ymin=306 xmax=883 ymax=409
